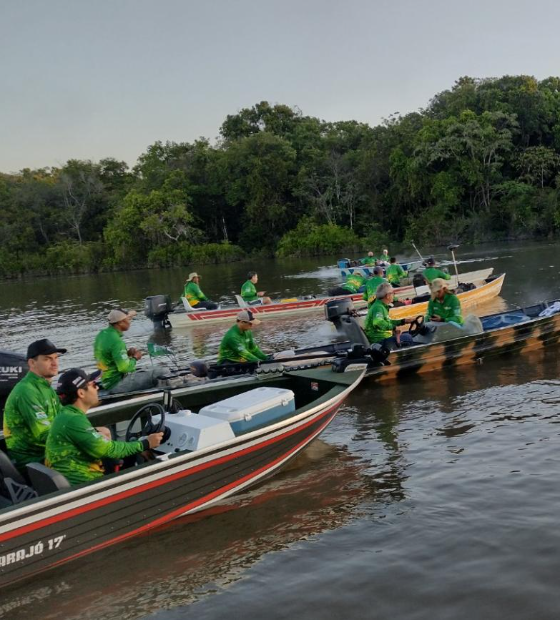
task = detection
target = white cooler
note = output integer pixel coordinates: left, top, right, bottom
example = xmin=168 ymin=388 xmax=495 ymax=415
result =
xmin=199 ymin=387 xmax=296 ymax=434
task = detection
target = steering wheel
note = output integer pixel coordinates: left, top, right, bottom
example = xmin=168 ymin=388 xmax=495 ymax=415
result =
xmin=125 ymin=403 xmax=166 ymax=442
xmin=408 ymin=315 xmax=425 ymax=338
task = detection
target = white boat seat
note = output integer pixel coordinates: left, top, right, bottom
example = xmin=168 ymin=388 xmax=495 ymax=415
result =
xmin=235 ymin=295 xmax=248 ymax=308
xmin=26 ymin=462 xmax=71 ymax=496
xmin=181 ymin=296 xmax=208 ymax=312
xmin=414 ymin=285 xmax=430 ymax=296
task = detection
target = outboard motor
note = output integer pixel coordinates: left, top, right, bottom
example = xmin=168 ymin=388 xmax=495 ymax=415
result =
xmin=144 ymin=295 xmax=173 ymax=330
xmin=325 ymin=299 xmax=370 ymax=349
xmin=0 ymin=351 xmax=28 ymax=414
xmin=412 ymin=273 xmax=427 ymax=288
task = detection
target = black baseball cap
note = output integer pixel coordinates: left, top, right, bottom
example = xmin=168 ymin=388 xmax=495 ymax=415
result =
xmin=27 ymin=339 xmax=67 ymax=360
xmin=56 ymin=368 xmax=102 ymax=397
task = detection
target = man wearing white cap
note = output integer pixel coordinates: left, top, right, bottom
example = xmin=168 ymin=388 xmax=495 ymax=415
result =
xmin=182 ymin=273 xmax=218 ymax=310
xmin=93 ymin=308 xmax=157 ymax=393
xmin=426 ymin=278 xmax=464 ymax=326
xmin=217 ymin=310 xmax=269 ymax=364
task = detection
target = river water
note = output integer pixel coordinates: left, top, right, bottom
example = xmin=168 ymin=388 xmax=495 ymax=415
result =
xmin=1 ymin=241 xmax=560 ymax=620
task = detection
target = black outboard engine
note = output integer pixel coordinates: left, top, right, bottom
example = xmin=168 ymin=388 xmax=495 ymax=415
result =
xmin=325 ymin=299 xmax=370 ymax=349
xmin=412 ymin=273 xmax=427 ymax=288
xmin=0 ymin=351 xmax=28 ymax=414
xmin=144 ymin=295 xmax=173 ymax=330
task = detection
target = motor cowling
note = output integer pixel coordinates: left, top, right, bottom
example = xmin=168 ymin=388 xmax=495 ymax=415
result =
xmin=144 ymin=295 xmax=173 ymax=329
xmin=325 ymin=298 xmax=355 ymax=321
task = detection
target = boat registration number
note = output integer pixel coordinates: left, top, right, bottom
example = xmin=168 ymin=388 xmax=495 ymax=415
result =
xmin=0 ymin=535 xmax=66 ymax=567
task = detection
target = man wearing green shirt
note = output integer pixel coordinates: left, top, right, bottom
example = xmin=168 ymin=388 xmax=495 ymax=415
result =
xmin=328 ymin=271 xmax=366 ymax=297
xmin=386 ymin=257 xmax=408 ymax=287
xmin=364 ymin=283 xmax=414 ymax=350
xmin=360 ymin=251 xmax=377 ymax=266
xmin=426 ymin=278 xmax=464 ymax=325
xmin=422 ymin=257 xmax=451 ymax=284
xmin=94 ymin=308 xmax=159 ymax=394
xmin=3 ymin=339 xmax=66 ymax=473
xmin=182 ymin=272 xmax=218 ymax=310
xmin=218 ymin=310 xmax=270 ymax=364
xmin=363 ymin=267 xmax=388 ymax=307
xmin=46 ymin=368 xmax=163 ymax=485
xmin=241 ymin=272 xmax=272 ymax=305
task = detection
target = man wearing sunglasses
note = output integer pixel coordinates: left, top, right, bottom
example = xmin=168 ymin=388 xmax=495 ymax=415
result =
xmin=3 ymin=339 xmax=66 ymax=474
xmin=217 ymin=310 xmax=269 ymax=364
xmin=46 ymin=368 xmax=163 ymax=485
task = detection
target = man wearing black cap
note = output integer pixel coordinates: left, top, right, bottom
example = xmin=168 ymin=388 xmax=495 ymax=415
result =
xmin=46 ymin=368 xmax=163 ymax=485
xmin=3 ymin=339 xmax=67 ymax=473
xmin=422 ymin=257 xmax=451 ymax=284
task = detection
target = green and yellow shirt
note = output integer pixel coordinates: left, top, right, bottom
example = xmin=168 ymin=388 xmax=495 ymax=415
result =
xmin=183 ymin=282 xmax=208 ymax=306
xmin=364 ymin=299 xmax=404 ymax=344
xmin=218 ymin=324 xmax=268 ymax=364
xmin=386 ymin=263 xmax=407 ymax=286
xmin=363 ymin=276 xmax=388 ymax=307
xmin=341 ymin=273 xmax=365 ymax=294
xmin=93 ymin=326 xmax=137 ymax=390
xmin=46 ymin=404 xmax=145 ymax=485
xmin=3 ymin=372 xmax=60 ymax=472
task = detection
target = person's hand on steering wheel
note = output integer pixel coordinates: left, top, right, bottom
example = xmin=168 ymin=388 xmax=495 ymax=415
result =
xmin=147 ymin=432 xmax=164 ymax=449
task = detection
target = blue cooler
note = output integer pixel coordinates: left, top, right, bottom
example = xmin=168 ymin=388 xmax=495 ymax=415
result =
xmin=199 ymin=387 xmax=296 ymax=434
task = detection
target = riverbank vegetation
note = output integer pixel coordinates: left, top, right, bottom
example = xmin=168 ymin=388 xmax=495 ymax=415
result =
xmin=1 ymin=75 xmax=560 ymax=277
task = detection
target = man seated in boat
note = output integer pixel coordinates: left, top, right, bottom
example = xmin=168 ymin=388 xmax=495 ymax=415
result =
xmin=217 ymin=310 xmax=270 ymax=364
xmin=422 ymin=257 xmax=451 ymax=284
xmin=426 ymin=278 xmax=464 ymax=326
xmin=364 ymin=283 xmax=414 ymax=350
xmin=94 ymin=308 xmax=161 ymax=394
xmin=241 ymin=272 xmax=272 ymax=305
xmin=328 ymin=271 xmax=366 ymax=297
xmin=386 ymin=257 xmax=408 ymax=287
xmin=360 ymin=251 xmax=377 ymax=266
xmin=363 ymin=267 xmax=388 ymax=308
xmin=379 ymin=248 xmax=390 ymax=265
xmin=182 ymin=272 xmax=218 ymax=310
xmin=3 ymin=339 xmax=66 ymax=474
xmin=46 ymin=368 xmax=163 ymax=485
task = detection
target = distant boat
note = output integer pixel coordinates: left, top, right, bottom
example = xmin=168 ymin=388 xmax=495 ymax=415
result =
xmin=144 ymin=268 xmax=496 ymax=329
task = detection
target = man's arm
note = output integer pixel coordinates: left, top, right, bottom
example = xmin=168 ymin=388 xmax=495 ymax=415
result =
xmin=66 ymin=416 xmax=145 ymax=460
xmin=15 ymin=391 xmax=55 ymax=443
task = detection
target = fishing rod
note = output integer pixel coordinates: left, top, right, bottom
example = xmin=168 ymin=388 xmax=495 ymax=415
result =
xmin=411 ymin=240 xmax=425 ymax=263
xmin=448 ymin=244 xmax=460 ymax=278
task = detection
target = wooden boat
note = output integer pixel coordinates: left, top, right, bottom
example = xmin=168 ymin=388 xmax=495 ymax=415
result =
xmin=145 ymin=268 xmax=495 ymax=329
xmin=385 ymin=273 xmax=505 ymax=321
xmin=0 ymin=365 xmax=365 ymax=588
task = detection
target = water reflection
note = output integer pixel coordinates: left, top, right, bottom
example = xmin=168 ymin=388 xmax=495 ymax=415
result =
xmin=0 ymin=441 xmax=375 ymax=620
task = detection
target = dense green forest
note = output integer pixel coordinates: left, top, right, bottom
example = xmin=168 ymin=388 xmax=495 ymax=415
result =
xmin=2 ymin=75 xmax=560 ymax=278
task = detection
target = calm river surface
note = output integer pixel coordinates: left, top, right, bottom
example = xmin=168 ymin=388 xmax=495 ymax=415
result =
xmin=1 ymin=241 xmax=560 ymax=620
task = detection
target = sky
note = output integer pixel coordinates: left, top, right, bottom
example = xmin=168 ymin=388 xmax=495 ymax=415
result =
xmin=1 ymin=0 xmax=560 ymax=173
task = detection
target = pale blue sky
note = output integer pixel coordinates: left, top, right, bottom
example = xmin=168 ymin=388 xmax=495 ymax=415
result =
xmin=1 ymin=0 xmax=559 ymax=172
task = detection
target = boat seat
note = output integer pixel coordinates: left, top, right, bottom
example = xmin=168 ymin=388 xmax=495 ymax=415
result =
xmin=26 ymin=462 xmax=71 ymax=496
xmin=235 ymin=295 xmax=248 ymax=308
xmin=414 ymin=285 xmax=430 ymax=296
xmin=0 ymin=450 xmax=38 ymax=504
xmin=181 ymin=296 xmax=208 ymax=312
